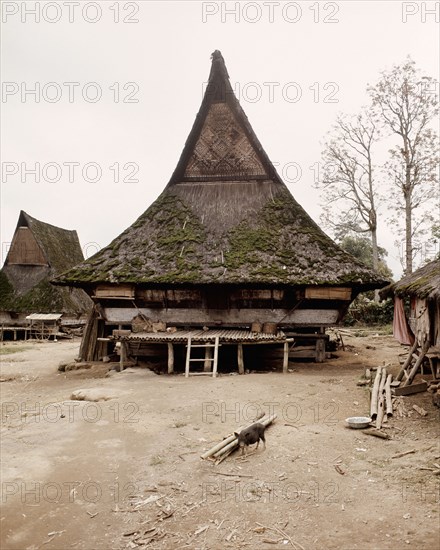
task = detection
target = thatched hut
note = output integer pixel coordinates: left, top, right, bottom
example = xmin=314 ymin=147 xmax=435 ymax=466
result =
xmin=55 ymin=51 xmax=387 ymax=371
xmin=386 ymin=258 xmax=440 ymax=382
xmin=0 ymin=211 xmax=92 ymax=329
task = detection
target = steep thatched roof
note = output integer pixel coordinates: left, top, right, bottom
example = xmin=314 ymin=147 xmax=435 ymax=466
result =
xmin=56 ymin=51 xmax=388 ymax=291
xmin=0 ymin=211 xmax=91 ymax=313
xmin=388 ymin=258 xmax=440 ymax=301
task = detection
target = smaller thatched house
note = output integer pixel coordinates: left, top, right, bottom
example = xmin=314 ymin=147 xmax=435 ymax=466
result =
xmin=0 ymin=211 xmax=92 ymax=327
xmin=386 ymin=258 xmax=440 ymax=383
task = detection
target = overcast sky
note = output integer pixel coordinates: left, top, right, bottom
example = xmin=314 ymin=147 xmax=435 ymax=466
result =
xmin=1 ymin=0 xmax=439 ymax=279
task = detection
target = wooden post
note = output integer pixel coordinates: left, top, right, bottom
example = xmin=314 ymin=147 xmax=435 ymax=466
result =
xmin=283 ymin=341 xmax=289 ymax=373
xmin=212 ymin=337 xmax=219 ymax=378
xmin=185 ymin=336 xmax=191 ymax=378
xmin=316 ymin=338 xmax=325 ymax=363
xmin=204 ymin=345 xmax=213 ymax=372
xmin=119 ymin=341 xmax=127 ymax=372
xmin=237 ymin=344 xmax=244 ymax=375
xmin=167 ymin=343 xmax=174 ymax=374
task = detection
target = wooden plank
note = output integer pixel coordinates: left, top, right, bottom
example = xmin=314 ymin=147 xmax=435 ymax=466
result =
xmin=237 ymin=343 xmax=244 ymax=375
xmin=305 ymin=287 xmax=351 ymax=300
xmin=393 ymin=382 xmax=428 ymax=396
xmin=95 ymin=284 xmax=135 ymax=299
xmin=167 ymin=343 xmax=174 ymax=374
xmin=103 ymin=307 xmax=340 ymax=326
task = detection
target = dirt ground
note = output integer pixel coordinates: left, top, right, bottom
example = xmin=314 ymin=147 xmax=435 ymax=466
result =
xmin=1 ymin=329 xmax=439 ymax=550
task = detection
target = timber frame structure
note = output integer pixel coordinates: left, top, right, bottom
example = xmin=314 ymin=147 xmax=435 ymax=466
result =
xmin=55 ymin=51 xmax=388 ymax=372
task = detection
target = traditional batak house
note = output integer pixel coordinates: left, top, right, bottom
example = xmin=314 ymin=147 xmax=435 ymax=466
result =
xmin=55 ymin=51 xmax=387 ymax=373
xmin=0 ymin=211 xmax=92 ymax=338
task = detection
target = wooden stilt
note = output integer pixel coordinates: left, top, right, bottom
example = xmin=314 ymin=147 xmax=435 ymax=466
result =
xmin=185 ymin=336 xmax=191 ymax=378
xmin=204 ymin=345 xmax=213 ymax=372
xmin=237 ymin=343 xmax=244 ymax=375
xmin=119 ymin=341 xmax=127 ymax=372
xmin=283 ymin=341 xmax=289 ymax=373
xmin=167 ymin=343 xmax=174 ymax=374
xmin=212 ymin=337 xmax=219 ymax=378
xmin=316 ymin=338 xmax=326 ymax=363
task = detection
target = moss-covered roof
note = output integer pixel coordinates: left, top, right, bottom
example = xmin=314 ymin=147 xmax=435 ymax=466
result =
xmin=9 ymin=211 xmax=85 ymax=273
xmin=55 ymin=51 xmax=388 ymax=291
xmin=1 ymin=211 xmax=92 ymax=313
xmin=390 ymin=258 xmax=440 ymax=300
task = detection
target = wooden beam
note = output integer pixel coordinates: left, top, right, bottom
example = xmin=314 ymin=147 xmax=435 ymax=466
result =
xmin=393 ymin=382 xmax=428 ymax=396
xmin=167 ymin=343 xmax=174 ymax=374
xmin=103 ymin=307 xmax=340 ymax=326
xmin=237 ymin=344 xmax=244 ymax=375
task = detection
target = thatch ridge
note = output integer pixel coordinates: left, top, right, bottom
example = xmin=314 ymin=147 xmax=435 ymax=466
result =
xmin=389 ymin=258 xmax=440 ymax=300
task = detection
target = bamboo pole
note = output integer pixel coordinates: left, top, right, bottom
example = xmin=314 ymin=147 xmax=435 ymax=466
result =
xmin=376 ymin=368 xmax=387 ymax=429
xmin=385 ymin=374 xmax=393 ymax=417
xmin=370 ymin=367 xmax=382 ymax=420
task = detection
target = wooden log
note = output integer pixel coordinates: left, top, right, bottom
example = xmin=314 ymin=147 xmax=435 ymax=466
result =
xmin=385 ymin=374 xmax=393 ymax=417
xmin=237 ymin=344 xmax=244 ymax=375
xmin=370 ymin=367 xmax=382 ymax=420
xmin=393 ymin=382 xmax=428 ymax=396
xmin=167 ymin=343 xmax=174 ymax=374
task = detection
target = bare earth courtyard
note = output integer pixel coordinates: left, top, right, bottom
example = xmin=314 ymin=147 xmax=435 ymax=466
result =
xmin=1 ymin=332 xmax=439 ymax=550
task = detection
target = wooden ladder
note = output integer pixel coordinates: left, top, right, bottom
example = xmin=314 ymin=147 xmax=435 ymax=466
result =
xmin=185 ymin=336 xmax=220 ymax=378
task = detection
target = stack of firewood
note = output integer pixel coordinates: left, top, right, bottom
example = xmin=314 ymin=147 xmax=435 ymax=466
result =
xmin=201 ymin=414 xmax=277 ymax=465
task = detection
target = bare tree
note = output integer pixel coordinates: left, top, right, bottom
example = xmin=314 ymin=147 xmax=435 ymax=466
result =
xmin=319 ymin=110 xmax=381 ymax=274
xmin=368 ymin=58 xmax=439 ymax=274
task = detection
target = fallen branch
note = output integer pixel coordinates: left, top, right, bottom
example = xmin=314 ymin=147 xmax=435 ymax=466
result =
xmin=362 ymin=428 xmax=390 ymax=440
xmin=391 ymin=449 xmax=417 ymax=459
xmin=412 ymin=404 xmax=428 ymax=417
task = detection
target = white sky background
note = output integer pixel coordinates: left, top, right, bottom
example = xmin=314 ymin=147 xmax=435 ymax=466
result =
xmin=1 ymin=0 xmax=439 ymax=279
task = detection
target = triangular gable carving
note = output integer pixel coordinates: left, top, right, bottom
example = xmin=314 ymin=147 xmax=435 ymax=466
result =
xmin=183 ymin=102 xmax=268 ymax=181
